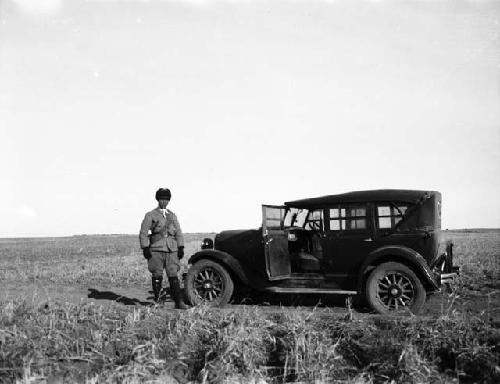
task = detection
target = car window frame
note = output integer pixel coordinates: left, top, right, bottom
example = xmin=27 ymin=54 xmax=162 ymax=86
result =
xmin=303 ymin=208 xmax=325 ymax=232
xmin=325 ymin=203 xmax=372 ymax=235
xmin=375 ymin=202 xmax=411 ymax=231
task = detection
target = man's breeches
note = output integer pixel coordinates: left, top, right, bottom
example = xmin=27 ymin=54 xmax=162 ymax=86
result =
xmin=148 ymin=251 xmax=180 ymax=278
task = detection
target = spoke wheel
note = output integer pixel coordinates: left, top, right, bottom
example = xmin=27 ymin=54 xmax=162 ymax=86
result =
xmin=185 ymin=260 xmax=234 ymax=307
xmin=366 ymin=262 xmax=426 ymax=315
xmin=377 ymin=272 xmax=415 ymax=310
xmin=193 ymin=268 xmax=224 ymax=301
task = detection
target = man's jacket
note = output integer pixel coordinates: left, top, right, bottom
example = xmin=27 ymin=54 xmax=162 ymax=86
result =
xmin=139 ymin=207 xmax=184 ymax=252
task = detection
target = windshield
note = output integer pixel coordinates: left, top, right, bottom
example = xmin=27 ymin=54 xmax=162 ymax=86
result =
xmin=284 ymin=208 xmax=310 ymax=228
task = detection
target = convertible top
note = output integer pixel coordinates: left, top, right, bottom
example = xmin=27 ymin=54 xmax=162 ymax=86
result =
xmin=285 ymin=189 xmax=437 ymax=208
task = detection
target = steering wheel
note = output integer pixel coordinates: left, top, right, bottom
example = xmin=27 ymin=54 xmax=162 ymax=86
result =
xmin=307 ymin=220 xmax=321 ymax=230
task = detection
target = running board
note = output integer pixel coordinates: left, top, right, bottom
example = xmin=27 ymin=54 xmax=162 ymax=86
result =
xmin=263 ymin=287 xmax=357 ymax=295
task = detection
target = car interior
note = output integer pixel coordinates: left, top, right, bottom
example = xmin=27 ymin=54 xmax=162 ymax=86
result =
xmin=285 ymin=208 xmax=324 ymax=273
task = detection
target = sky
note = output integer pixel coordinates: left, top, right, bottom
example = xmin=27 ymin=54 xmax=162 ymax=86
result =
xmin=0 ymin=0 xmax=499 ymax=237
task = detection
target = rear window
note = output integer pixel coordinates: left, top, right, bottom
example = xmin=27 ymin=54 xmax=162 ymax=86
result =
xmin=329 ymin=205 xmax=367 ymax=231
xmin=377 ymin=205 xmax=408 ymax=229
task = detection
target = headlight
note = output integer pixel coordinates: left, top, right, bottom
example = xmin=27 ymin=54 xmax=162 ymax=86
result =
xmin=201 ymin=238 xmax=214 ymax=250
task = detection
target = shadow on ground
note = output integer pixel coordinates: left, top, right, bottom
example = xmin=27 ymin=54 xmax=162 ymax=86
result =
xmin=231 ymin=290 xmax=371 ymax=313
xmin=86 ymin=287 xmax=372 ymax=313
xmin=87 ymin=289 xmax=152 ymax=306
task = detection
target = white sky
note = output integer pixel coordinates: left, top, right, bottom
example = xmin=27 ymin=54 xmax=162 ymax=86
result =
xmin=0 ymin=0 xmax=499 ymax=237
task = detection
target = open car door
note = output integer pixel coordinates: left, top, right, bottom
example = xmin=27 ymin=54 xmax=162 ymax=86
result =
xmin=262 ymin=205 xmax=291 ymax=280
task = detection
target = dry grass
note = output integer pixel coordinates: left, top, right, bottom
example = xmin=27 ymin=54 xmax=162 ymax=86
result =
xmin=0 ymin=229 xmax=499 ymax=383
xmin=0 ymin=234 xmax=212 ymax=286
xmin=1 ymin=300 xmax=499 ymax=383
xmin=443 ymin=230 xmax=500 ymax=291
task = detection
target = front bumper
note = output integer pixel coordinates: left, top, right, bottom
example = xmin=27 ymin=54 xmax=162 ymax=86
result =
xmin=433 ymin=241 xmax=460 ymax=285
xmin=440 ymin=268 xmax=460 ymax=285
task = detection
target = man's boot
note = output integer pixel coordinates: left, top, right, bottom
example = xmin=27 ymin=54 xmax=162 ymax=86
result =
xmin=151 ymin=276 xmax=163 ymax=303
xmin=168 ymin=276 xmax=190 ymax=309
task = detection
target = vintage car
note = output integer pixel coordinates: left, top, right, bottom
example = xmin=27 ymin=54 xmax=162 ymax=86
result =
xmin=185 ymin=189 xmax=459 ymax=314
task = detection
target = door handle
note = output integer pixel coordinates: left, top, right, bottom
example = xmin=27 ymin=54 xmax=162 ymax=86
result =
xmin=363 ymin=238 xmax=373 ymax=242
xmin=265 ymin=238 xmax=274 ymax=245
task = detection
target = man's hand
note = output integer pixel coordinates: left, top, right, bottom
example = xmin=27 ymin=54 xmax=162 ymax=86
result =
xmin=142 ymin=247 xmax=152 ymax=260
xmin=178 ymin=246 xmax=185 ymax=260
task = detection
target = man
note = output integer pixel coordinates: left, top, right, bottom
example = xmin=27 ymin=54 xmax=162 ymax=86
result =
xmin=139 ymin=188 xmax=190 ymax=309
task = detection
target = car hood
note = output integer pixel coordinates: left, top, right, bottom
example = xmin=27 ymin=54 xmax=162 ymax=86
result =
xmin=214 ymin=228 xmax=261 ymax=253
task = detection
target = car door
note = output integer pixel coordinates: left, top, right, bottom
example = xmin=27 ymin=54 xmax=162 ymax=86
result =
xmin=323 ymin=203 xmax=377 ymax=276
xmin=262 ymin=205 xmax=291 ymax=280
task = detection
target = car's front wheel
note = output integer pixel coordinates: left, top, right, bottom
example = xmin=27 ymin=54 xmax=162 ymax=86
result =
xmin=366 ymin=262 xmax=426 ymax=315
xmin=185 ymin=259 xmax=234 ymax=307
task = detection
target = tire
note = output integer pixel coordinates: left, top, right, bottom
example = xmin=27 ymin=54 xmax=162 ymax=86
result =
xmin=365 ymin=262 xmax=426 ymax=315
xmin=185 ymin=259 xmax=234 ymax=307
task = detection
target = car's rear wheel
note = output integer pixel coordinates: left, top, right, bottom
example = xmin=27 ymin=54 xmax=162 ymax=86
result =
xmin=366 ymin=262 xmax=426 ymax=315
xmin=185 ymin=259 xmax=234 ymax=307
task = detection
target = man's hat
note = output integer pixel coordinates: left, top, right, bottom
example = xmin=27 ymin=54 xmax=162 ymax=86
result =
xmin=155 ymin=188 xmax=171 ymax=200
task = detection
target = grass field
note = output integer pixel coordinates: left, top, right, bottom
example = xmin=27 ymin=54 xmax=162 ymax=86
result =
xmin=0 ymin=233 xmax=212 ymax=287
xmin=0 ymin=230 xmax=499 ymax=383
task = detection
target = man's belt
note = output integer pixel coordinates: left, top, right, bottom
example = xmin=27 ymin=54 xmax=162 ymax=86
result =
xmin=150 ymin=232 xmax=167 ymax=244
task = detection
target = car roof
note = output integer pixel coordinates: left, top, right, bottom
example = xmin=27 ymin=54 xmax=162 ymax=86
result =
xmin=284 ymin=189 xmax=438 ymax=208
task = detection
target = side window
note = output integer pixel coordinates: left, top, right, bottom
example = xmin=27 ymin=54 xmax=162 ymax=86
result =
xmin=304 ymin=209 xmax=324 ymax=231
xmin=377 ymin=205 xmax=408 ymax=229
xmin=329 ymin=205 xmax=367 ymax=231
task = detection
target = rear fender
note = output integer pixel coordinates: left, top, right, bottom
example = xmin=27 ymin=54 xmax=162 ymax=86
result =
xmin=188 ymin=250 xmax=250 ymax=285
xmin=357 ymin=246 xmax=439 ymax=292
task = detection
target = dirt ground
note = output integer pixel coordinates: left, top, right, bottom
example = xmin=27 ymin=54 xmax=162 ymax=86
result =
xmin=2 ymin=280 xmax=497 ymax=318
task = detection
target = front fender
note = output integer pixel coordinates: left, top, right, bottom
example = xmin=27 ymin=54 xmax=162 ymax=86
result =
xmin=357 ymin=245 xmax=439 ymax=292
xmin=188 ymin=250 xmax=250 ymax=286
